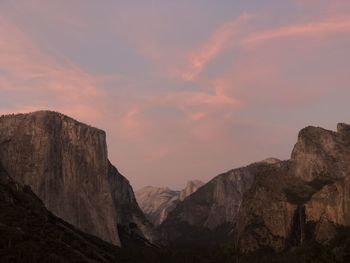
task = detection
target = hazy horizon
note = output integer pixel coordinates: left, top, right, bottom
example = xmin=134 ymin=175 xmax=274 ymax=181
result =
xmin=1 ymin=0 xmax=350 ymax=189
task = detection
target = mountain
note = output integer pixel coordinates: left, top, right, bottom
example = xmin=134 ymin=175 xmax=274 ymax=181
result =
xmin=160 ymin=123 xmax=350 ymax=253
xmin=159 ymin=158 xmax=280 ymax=247
xmin=0 ymin=111 xmax=158 ymax=247
xmin=179 ymin=180 xmax=205 ymax=201
xmin=136 ymin=180 xmax=204 ymax=226
xmin=1 ymin=110 xmax=349 ymax=261
xmin=0 ymin=163 xmax=123 ymax=263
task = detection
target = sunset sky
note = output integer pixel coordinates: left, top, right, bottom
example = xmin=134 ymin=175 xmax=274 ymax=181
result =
xmin=1 ymin=0 xmax=350 ymax=189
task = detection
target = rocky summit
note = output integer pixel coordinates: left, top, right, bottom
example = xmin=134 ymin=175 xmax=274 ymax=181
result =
xmin=135 ymin=180 xmax=204 ymax=226
xmin=0 ymin=111 xmax=158 ymax=247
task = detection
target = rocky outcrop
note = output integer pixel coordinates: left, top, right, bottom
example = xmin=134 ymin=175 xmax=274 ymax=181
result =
xmin=290 ymin=124 xmax=350 ymax=182
xmin=235 ymin=161 xmax=298 ymax=252
xmin=136 ymin=186 xmax=179 ymax=226
xmin=179 ymin=180 xmax=204 ymax=201
xmin=0 ymin=111 xmax=157 ymax=247
xmin=160 ymin=159 xmax=280 ymax=246
xmin=0 ymin=163 xmax=123 ymax=263
xmin=135 ymin=180 xmax=204 ymax=226
xmin=107 ymin=162 xmax=159 ymax=246
xmin=234 ymin=122 xmax=350 ymax=252
xmin=233 ymin=123 xmax=350 ymax=252
xmin=161 ymin=123 xmax=350 ymax=252
xmin=289 ymin=124 xmax=350 ymax=241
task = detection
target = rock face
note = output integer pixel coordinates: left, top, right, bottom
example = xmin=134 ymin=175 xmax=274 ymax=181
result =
xmin=179 ymin=180 xmax=204 ymax=201
xmin=135 ymin=180 xmax=204 ymax=226
xmin=0 ymin=163 xmax=123 ymax=262
xmin=107 ymin=163 xmax=158 ymax=246
xmin=159 ymin=159 xmax=280 ymax=246
xmin=0 ymin=111 xmax=157 ymax=247
xmin=136 ymin=186 xmax=179 ymax=226
xmin=161 ymin=123 xmax=350 ymax=252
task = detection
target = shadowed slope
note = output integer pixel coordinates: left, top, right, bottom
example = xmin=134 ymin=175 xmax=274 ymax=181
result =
xmin=0 ymin=164 xmax=124 ymax=263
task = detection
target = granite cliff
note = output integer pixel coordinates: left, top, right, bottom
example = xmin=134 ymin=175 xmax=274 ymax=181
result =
xmin=135 ymin=180 xmax=204 ymax=226
xmin=179 ymin=180 xmax=204 ymax=201
xmin=0 ymin=163 xmax=123 ymax=263
xmin=161 ymin=123 xmax=350 ymax=253
xmin=159 ymin=158 xmax=280 ymax=246
xmin=0 ymin=111 xmax=158 ymax=247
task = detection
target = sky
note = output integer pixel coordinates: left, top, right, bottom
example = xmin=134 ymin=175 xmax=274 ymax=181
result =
xmin=0 ymin=0 xmax=350 ymax=190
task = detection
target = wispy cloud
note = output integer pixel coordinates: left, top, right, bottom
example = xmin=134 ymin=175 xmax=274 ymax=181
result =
xmin=0 ymin=17 xmax=104 ymax=121
xmin=243 ymin=17 xmax=350 ymax=45
xmin=180 ymin=13 xmax=252 ymax=81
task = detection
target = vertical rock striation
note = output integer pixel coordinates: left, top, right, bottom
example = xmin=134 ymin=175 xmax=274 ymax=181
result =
xmin=0 ymin=111 xmax=157 ymax=246
xmin=0 ymin=163 xmax=123 ymax=262
xmin=160 ymin=159 xmax=280 ymax=246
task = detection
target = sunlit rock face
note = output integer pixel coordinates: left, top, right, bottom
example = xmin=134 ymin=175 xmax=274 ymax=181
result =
xmin=238 ymin=125 xmax=350 ymax=251
xmin=136 ymin=186 xmax=179 ymax=226
xmin=135 ymin=180 xmax=204 ymax=226
xmin=290 ymin=123 xmax=350 ymax=182
xmin=0 ymin=111 xmax=158 ymax=246
xmin=292 ymin=124 xmax=350 ymax=242
xmin=161 ymin=123 xmax=350 ymax=252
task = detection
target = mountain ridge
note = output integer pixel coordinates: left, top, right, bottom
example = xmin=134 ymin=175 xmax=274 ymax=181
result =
xmin=160 ymin=123 xmax=350 ymax=253
xmin=1 ymin=110 xmax=349 ymax=261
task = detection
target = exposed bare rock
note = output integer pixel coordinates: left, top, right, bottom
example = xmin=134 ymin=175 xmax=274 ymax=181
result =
xmin=0 ymin=111 xmax=157 ymax=247
xmin=290 ymin=124 xmax=350 ymax=182
xmin=237 ymin=124 xmax=350 ymax=252
xmin=135 ymin=180 xmax=204 ymax=226
xmin=161 ymin=123 xmax=350 ymax=252
xmin=179 ymin=180 xmax=204 ymax=201
xmin=107 ymin=162 xmax=159 ymax=245
xmin=159 ymin=159 xmax=280 ymax=246
xmin=136 ymin=186 xmax=179 ymax=226
xmin=235 ymin=161 xmax=298 ymax=252
xmin=0 ymin=163 xmax=123 ymax=263
xmin=236 ymin=124 xmax=350 ymax=251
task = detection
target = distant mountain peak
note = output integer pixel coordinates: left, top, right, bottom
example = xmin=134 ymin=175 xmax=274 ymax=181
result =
xmin=179 ymin=180 xmax=204 ymax=201
xmin=135 ymin=180 xmax=204 ymax=225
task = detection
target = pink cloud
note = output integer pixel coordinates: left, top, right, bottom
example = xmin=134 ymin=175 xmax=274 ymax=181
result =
xmin=190 ymin=112 xmax=206 ymax=121
xmin=144 ymin=147 xmax=171 ymax=163
xmin=180 ymin=13 xmax=252 ymax=81
xmin=243 ymin=17 xmax=350 ymax=45
xmin=117 ymin=106 xmax=149 ymax=141
xmin=0 ymin=17 xmax=105 ymax=122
